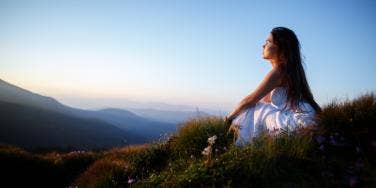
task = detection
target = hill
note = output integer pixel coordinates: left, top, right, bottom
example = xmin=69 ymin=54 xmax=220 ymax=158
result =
xmin=93 ymin=108 xmax=176 ymax=139
xmin=129 ymin=108 xmax=211 ymax=124
xmin=0 ymin=79 xmax=177 ymax=149
xmin=0 ymin=100 xmax=144 ymax=150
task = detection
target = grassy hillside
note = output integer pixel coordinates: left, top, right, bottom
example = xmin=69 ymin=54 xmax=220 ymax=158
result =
xmin=1 ymin=93 xmax=375 ymax=187
xmin=0 ymin=144 xmax=100 ymax=187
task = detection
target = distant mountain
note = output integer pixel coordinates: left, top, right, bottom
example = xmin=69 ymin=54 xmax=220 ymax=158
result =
xmin=0 ymin=79 xmax=177 ymax=149
xmin=0 ymin=79 xmax=67 ymax=112
xmin=129 ymin=108 xmax=211 ymax=124
xmin=93 ymin=108 xmax=176 ymax=139
xmin=56 ymin=96 xmax=229 ymax=117
xmin=0 ymin=100 xmax=143 ymax=150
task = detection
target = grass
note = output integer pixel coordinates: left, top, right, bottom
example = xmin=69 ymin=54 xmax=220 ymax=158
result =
xmin=0 ymin=144 xmax=99 ymax=187
xmin=1 ymin=93 xmax=375 ymax=187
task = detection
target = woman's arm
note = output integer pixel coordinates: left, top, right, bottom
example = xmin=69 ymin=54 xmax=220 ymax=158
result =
xmin=227 ymin=67 xmax=282 ymax=121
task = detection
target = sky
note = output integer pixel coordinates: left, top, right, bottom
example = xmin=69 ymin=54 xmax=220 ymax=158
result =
xmin=0 ymin=0 xmax=375 ymax=111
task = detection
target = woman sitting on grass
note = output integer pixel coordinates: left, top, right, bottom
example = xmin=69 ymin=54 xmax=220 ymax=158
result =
xmin=226 ymin=27 xmax=321 ymax=146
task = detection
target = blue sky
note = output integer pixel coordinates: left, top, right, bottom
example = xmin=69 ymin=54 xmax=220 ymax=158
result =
xmin=1 ymin=0 xmax=375 ymax=111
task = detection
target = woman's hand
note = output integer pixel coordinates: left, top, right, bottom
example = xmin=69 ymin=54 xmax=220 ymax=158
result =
xmin=224 ymin=115 xmax=234 ymax=125
xmin=225 ymin=109 xmax=240 ymax=125
xmin=225 ymin=97 xmax=254 ymax=125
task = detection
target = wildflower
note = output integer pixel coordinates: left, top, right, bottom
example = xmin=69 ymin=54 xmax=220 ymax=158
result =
xmin=329 ymin=137 xmax=337 ymax=145
xmin=319 ymin=144 xmax=325 ymax=151
xmin=208 ymin=135 xmax=217 ymax=145
xmin=329 ymin=136 xmax=343 ymax=146
xmin=128 ymin=177 xmax=135 ymax=184
xmin=202 ymin=146 xmax=212 ymax=156
xmin=316 ymin=135 xmax=326 ymax=144
xmin=203 ymin=135 xmax=217 ymax=166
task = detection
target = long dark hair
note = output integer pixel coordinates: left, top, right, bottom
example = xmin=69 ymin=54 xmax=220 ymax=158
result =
xmin=271 ymin=27 xmax=321 ymax=112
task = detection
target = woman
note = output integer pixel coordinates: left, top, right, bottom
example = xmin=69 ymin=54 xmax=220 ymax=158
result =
xmin=226 ymin=27 xmax=321 ymax=146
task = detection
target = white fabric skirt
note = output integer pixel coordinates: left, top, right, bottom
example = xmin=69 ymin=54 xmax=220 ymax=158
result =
xmin=232 ymin=101 xmax=315 ymax=146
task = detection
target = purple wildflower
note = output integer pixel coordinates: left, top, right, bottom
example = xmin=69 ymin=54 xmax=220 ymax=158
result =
xmin=128 ymin=177 xmax=135 ymax=184
xmin=330 ymin=138 xmax=338 ymax=146
xmin=330 ymin=137 xmax=343 ymax=146
xmin=319 ymin=144 xmax=325 ymax=151
xmin=316 ymin=135 xmax=326 ymax=144
xmin=348 ymin=176 xmax=358 ymax=187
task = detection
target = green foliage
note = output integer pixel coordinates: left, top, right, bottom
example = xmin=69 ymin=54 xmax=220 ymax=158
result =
xmin=125 ymin=143 xmax=170 ymax=179
xmin=140 ymin=133 xmax=320 ymax=188
xmin=169 ymin=117 xmax=233 ymax=160
xmin=309 ymin=93 xmax=376 ymax=187
xmin=73 ymin=143 xmax=170 ymax=187
xmin=74 ymin=158 xmax=128 ymax=188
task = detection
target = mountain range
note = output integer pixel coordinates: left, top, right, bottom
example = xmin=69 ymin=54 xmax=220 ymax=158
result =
xmin=0 ymin=79 xmax=188 ymax=150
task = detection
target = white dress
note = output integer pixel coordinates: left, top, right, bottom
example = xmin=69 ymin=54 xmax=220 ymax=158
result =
xmin=233 ymin=87 xmax=316 ymax=146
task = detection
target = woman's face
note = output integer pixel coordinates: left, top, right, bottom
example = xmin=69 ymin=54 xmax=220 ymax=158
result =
xmin=262 ymin=33 xmax=280 ymax=60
